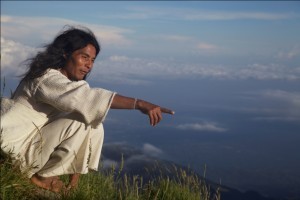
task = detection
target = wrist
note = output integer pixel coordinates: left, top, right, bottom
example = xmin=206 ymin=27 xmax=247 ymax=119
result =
xmin=135 ymin=99 xmax=142 ymax=110
xmin=133 ymin=98 xmax=138 ymax=109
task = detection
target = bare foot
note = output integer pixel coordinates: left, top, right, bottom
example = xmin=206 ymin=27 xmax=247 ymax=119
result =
xmin=31 ymin=174 xmax=66 ymax=193
xmin=67 ymin=173 xmax=80 ymax=190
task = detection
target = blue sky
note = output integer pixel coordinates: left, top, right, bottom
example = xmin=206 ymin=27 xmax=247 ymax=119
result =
xmin=2 ymin=1 xmax=300 ymax=82
xmin=1 ymin=1 xmax=300 ymax=198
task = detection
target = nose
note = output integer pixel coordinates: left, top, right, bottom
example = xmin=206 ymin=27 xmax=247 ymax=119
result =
xmin=85 ymin=59 xmax=93 ymax=70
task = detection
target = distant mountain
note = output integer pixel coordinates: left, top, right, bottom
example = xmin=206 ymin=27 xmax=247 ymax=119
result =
xmin=100 ymin=143 xmax=284 ymax=200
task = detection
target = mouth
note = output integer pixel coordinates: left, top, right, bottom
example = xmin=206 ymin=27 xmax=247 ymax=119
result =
xmin=80 ymin=70 xmax=89 ymax=75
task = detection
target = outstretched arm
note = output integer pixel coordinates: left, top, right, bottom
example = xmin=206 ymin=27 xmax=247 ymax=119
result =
xmin=110 ymin=94 xmax=174 ymax=126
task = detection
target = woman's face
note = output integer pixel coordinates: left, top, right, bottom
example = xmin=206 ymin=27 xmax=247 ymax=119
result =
xmin=61 ymin=44 xmax=96 ymax=81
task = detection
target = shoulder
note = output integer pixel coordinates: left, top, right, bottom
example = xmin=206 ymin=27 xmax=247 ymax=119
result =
xmin=42 ymin=69 xmax=66 ymax=80
xmin=38 ymin=69 xmax=83 ymax=84
xmin=35 ymin=69 xmax=89 ymax=92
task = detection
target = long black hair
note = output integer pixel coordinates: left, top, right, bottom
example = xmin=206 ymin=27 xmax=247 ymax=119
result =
xmin=21 ymin=25 xmax=100 ymax=81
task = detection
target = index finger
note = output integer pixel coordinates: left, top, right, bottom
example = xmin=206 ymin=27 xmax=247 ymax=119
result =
xmin=160 ymin=107 xmax=175 ymax=115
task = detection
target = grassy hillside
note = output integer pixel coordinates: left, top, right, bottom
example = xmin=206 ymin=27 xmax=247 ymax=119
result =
xmin=0 ymin=153 xmax=220 ymax=200
xmin=0 ymin=85 xmax=219 ymax=200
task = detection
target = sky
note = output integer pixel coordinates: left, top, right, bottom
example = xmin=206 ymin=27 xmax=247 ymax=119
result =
xmin=1 ymin=1 xmax=300 ymax=199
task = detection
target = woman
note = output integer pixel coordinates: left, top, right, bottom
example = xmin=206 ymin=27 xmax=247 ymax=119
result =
xmin=0 ymin=26 xmax=174 ymax=192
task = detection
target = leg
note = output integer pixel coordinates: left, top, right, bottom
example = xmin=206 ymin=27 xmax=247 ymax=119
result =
xmin=65 ymin=126 xmax=104 ymax=190
xmin=25 ymin=117 xmax=92 ymax=177
xmin=37 ymin=122 xmax=104 ymax=176
xmin=24 ymin=116 xmax=104 ymax=191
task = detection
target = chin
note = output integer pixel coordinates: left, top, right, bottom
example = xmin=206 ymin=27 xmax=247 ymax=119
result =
xmin=75 ymin=75 xmax=85 ymax=81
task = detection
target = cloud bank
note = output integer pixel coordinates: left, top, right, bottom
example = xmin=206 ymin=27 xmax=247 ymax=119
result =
xmin=1 ymin=37 xmax=37 ymax=77
xmin=1 ymin=15 xmax=132 ymax=47
xmin=2 ymin=34 xmax=299 ymax=85
xmin=176 ymin=122 xmax=227 ymax=132
xmin=142 ymin=143 xmax=163 ymax=157
xmin=90 ymin=56 xmax=300 ymax=84
xmin=105 ymin=6 xmax=298 ymax=21
xmin=101 ymin=143 xmax=165 ymax=171
xmin=1 ymin=15 xmax=299 ymax=84
xmin=183 ymin=11 xmax=297 ymax=21
xmin=238 ymin=89 xmax=300 ymax=122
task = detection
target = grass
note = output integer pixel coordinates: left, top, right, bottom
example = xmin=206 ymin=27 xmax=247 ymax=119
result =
xmin=0 ymin=153 xmax=221 ymax=200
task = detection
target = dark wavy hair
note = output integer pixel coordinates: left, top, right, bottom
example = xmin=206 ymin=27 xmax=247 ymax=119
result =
xmin=21 ymin=25 xmax=100 ymax=81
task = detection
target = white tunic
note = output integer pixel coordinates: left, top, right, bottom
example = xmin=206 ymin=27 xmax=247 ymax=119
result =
xmin=1 ymin=69 xmax=116 ymax=177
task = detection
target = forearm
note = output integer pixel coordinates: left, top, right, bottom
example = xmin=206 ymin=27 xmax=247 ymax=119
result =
xmin=110 ymin=93 xmax=174 ymax=126
xmin=110 ymin=94 xmax=137 ymax=109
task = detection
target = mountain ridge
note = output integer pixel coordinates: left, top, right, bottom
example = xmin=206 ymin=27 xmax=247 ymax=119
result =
xmin=100 ymin=143 xmax=287 ymax=200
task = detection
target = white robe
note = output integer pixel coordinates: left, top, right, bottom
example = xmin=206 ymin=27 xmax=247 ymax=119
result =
xmin=1 ymin=69 xmax=116 ymax=178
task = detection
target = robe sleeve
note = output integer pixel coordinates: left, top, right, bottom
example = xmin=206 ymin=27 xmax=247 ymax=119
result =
xmin=34 ymin=70 xmax=116 ymax=127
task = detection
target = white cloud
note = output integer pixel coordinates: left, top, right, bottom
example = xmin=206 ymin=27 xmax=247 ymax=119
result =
xmin=160 ymin=35 xmax=192 ymax=42
xmin=253 ymin=116 xmax=300 ymax=122
xmin=90 ymin=55 xmax=234 ymax=84
xmin=1 ymin=15 xmax=132 ymax=47
xmin=155 ymin=33 xmax=221 ymax=53
xmin=125 ymin=154 xmax=152 ymax=165
xmin=1 ymin=14 xmax=299 ymax=84
xmin=1 ymin=37 xmax=299 ymax=84
xmin=142 ymin=143 xmax=163 ymax=157
xmin=91 ymin=55 xmax=300 ymax=84
xmin=242 ymin=89 xmax=300 ymax=121
xmin=101 ymin=159 xmax=118 ymax=169
xmin=1 ymin=37 xmax=38 ymax=77
xmin=263 ymin=90 xmax=300 ymax=101
xmin=90 ymin=56 xmax=172 ymax=85
xmin=106 ymin=6 xmax=298 ymax=21
xmin=237 ymin=63 xmax=299 ymax=81
xmin=184 ymin=11 xmax=296 ymax=21
xmin=108 ymin=55 xmax=130 ymax=62
xmin=176 ymin=122 xmax=227 ymax=132
xmin=196 ymin=42 xmax=219 ymax=53
xmin=261 ymin=90 xmax=300 ymax=111
xmin=276 ymin=46 xmax=300 ymax=60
